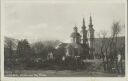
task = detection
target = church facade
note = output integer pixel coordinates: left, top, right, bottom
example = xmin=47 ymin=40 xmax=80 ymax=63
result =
xmin=67 ymin=16 xmax=95 ymax=59
xmin=53 ymin=16 xmax=95 ymax=60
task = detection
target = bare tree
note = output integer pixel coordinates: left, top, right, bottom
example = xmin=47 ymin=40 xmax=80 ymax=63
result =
xmin=98 ymin=30 xmax=109 ymax=71
xmin=98 ymin=21 xmax=122 ymax=72
xmin=4 ymin=37 xmax=17 ymax=74
xmin=108 ymin=21 xmax=123 ymax=73
xmin=111 ymin=21 xmax=121 ymax=37
xmin=17 ymin=39 xmax=32 ymax=76
xmin=98 ymin=30 xmax=108 ymax=60
xmin=110 ymin=21 xmax=121 ymax=51
xmin=31 ymin=41 xmax=47 ymax=60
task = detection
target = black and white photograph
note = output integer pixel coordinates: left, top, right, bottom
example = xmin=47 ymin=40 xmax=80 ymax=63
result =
xmin=1 ymin=0 xmax=127 ymax=79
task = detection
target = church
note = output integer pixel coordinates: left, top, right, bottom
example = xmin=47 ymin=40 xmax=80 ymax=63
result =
xmin=49 ymin=16 xmax=95 ymax=60
xmin=66 ymin=16 xmax=95 ymax=59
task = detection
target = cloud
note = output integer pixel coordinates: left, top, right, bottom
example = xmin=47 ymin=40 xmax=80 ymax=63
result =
xmin=28 ymin=23 xmax=48 ymax=29
xmin=5 ymin=2 xmax=125 ymax=42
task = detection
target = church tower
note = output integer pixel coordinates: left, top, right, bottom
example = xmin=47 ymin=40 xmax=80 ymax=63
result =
xmin=70 ymin=26 xmax=81 ymax=44
xmin=88 ymin=16 xmax=95 ymax=59
xmin=80 ymin=18 xmax=89 ymax=59
xmin=81 ymin=18 xmax=88 ymax=45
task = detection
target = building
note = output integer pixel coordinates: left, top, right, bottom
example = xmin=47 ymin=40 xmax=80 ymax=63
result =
xmin=54 ymin=16 xmax=95 ymax=60
xmin=69 ymin=16 xmax=95 ymax=59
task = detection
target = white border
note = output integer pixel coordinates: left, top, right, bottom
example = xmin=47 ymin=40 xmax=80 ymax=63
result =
xmin=1 ymin=0 xmax=128 ymax=81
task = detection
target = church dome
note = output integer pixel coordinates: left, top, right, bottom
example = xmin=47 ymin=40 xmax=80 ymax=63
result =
xmin=70 ymin=32 xmax=81 ymax=38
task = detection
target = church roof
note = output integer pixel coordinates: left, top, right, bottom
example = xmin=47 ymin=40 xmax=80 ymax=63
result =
xmin=67 ymin=43 xmax=83 ymax=49
xmin=55 ymin=42 xmax=68 ymax=49
xmin=55 ymin=42 xmax=83 ymax=50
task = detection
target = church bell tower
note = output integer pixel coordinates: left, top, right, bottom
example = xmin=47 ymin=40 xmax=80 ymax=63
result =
xmin=88 ymin=16 xmax=95 ymax=59
xmin=70 ymin=26 xmax=81 ymax=44
xmin=81 ymin=18 xmax=88 ymax=45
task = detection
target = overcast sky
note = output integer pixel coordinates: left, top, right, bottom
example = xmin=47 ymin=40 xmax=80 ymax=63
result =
xmin=5 ymin=1 xmax=125 ymax=43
